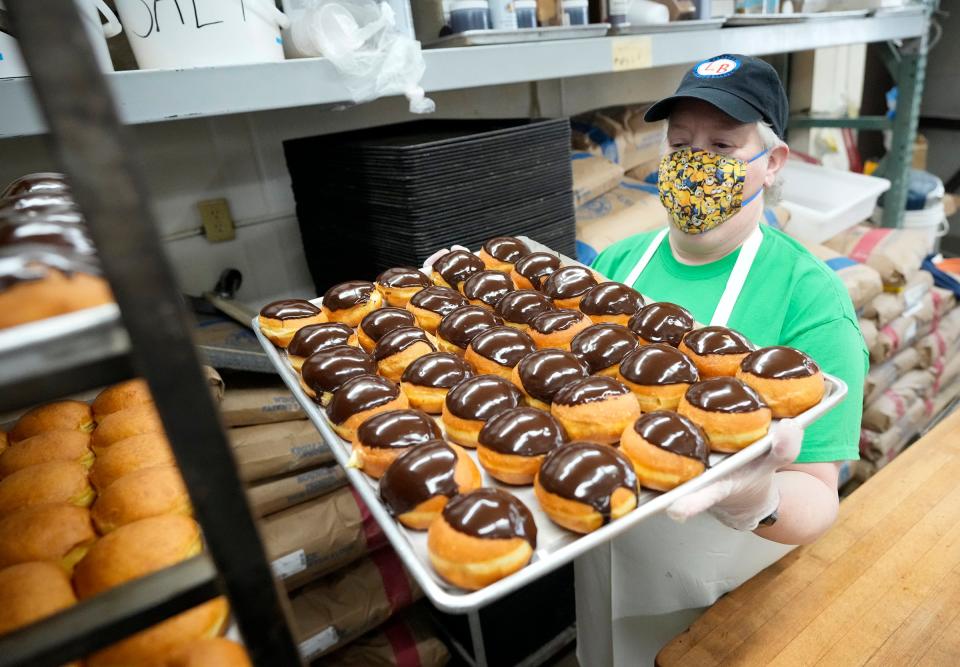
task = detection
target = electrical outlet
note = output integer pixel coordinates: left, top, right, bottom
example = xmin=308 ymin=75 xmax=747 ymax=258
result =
xmin=198 ymin=198 xmax=235 ymax=242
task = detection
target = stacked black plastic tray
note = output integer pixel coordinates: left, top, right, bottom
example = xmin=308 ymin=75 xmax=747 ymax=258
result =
xmin=284 ymin=119 xmax=575 ymax=291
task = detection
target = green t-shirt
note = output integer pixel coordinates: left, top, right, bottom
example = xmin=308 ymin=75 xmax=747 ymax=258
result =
xmin=592 ymin=225 xmax=866 ymax=464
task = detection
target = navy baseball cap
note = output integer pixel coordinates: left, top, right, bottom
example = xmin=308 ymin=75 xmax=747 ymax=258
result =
xmin=644 ymin=54 xmax=789 ymax=140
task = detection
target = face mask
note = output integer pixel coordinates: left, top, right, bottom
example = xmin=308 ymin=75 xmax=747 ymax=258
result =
xmin=657 ymin=147 xmax=767 ymax=235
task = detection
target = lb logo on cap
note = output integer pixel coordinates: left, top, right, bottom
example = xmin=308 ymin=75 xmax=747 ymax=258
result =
xmin=693 ymin=56 xmax=740 ymax=79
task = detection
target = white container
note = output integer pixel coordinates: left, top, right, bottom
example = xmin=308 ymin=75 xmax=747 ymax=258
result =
xmin=779 ymin=160 xmax=891 ymax=244
xmin=0 ymin=0 xmax=119 ymax=76
xmin=563 ymin=0 xmax=589 ymax=24
xmin=0 ymin=31 xmax=28 ymax=78
xmin=515 ymin=0 xmax=537 ymax=27
xmin=449 ymin=0 xmax=491 ymax=32
xmin=871 ymin=202 xmax=950 ymax=254
xmin=489 ymin=0 xmax=519 ymax=30
xmin=113 ymin=0 xmax=289 ymax=70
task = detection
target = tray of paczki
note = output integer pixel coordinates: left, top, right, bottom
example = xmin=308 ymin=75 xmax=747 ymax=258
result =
xmin=254 ymin=235 xmax=848 ymax=613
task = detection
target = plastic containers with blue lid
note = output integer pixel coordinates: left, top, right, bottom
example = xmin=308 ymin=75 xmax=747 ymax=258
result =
xmin=563 ymin=0 xmax=589 ymax=24
xmin=449 ymin=0 xmax=492 ymax=32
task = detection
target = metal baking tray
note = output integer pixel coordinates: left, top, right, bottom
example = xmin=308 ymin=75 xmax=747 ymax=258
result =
xmin=427 ymin=23 xmax=611 ymax=48
xmin=254 ymin=240 xmax=848 ymax=613
xmin=609 ymin=18 xmax=725 ymax=35
xmin=724 ymin=9 xmax=870 ymax=26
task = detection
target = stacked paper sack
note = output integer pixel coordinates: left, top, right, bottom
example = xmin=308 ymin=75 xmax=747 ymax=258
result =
xmin=223 ymin=376 xmax=447 ymax=665
xmin=802 ymin=225 xmax=958 ymax=483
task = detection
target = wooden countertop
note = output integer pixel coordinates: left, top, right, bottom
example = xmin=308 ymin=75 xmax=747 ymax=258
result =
xmin=657 ymin=408 xmax=960 ymax=667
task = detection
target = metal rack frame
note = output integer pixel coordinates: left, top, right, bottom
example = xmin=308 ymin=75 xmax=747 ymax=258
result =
xmin=0 ymin=2 xmax=301 ymax=665
xmin=790 ymin=0 xmax=937 ymax=229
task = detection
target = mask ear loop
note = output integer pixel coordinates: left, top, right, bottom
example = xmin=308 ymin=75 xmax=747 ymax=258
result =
xmin=741 ymin=147 xmax=770 ymax=207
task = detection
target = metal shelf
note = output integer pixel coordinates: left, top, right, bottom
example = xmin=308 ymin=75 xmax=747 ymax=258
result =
xmin=0 ymin=304 xmax=132 ymax=412
xmin=0 ymin=556 xmax=219 ymax=667
xmin=0 ymin=9 xmax=925 ymax=139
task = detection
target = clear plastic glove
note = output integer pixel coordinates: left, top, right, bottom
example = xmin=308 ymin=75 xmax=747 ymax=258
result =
xmin=667 ymin=419 xmax=803 ymax=532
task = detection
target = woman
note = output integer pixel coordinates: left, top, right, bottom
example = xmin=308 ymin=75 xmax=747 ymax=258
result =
xmin=576 ymin=54 xmax=868 ymax=665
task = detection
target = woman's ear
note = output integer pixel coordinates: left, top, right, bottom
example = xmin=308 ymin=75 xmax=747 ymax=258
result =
xmin=764 ymin=143 xmax=789 ymax=188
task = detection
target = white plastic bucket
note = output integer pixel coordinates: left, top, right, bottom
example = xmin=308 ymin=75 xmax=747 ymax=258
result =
xmin=0 ymin=0 xmax=119 ymax=77
xmin=113 ymin=0 xmax=290 ymax=70
xmin=871 ymin=201 xmax=950 ymax=254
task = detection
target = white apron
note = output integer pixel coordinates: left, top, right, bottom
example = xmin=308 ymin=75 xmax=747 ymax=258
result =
xmin=575 ymin=227 xmax=795 ymax=667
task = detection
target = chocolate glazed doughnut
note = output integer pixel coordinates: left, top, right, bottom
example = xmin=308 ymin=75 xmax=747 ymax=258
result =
xmin=616 ymin=343 xmax=699 ymax=411
xmin=300 ymin=345 xmax=376 ymax=405
xmin=326 ymin=374 xmax=409 ymax=441
xmin=400 ymin=352 xmax=474 ymax=414
xmin=510 ymin=348 xmax=589 ymax=411
xmin=542 ymin=266 xmax=599 ymax=309
xmin=480 ymin=236 xmax=530 ymax=272
xmin=579 ymin=282 xmax=645 ymax=326
xmin=431 ymin=250 xmax=485 ymax=290
xmin=357 ymin=307 xmax=417 ymax=352
xmin=569 ymin=323 xmax=639 ymax=375
xmin=462 ymin=270 xmax=515 ymax=309
xmin=286 ymin=322 xmax=356 ymax=371
xmin=379 ymin=439 xmax=482 ymax=530
xmin=441 ymin=374 xmax=524 ymax=448
xmin=350 ymin=408 xmax=442 ymax=479
xmin=427 ymin=488 xmax=537 ymax=590
xmin=736 ymin=346 xmax=825 ymax=418
xmin=258 ymin=299 xmax=326 ymax=347
xmin=373 ymin=326 xmax=437 ymax=382
xmin=494 ymin=290 xmax=555 ymax=330
xmin=477 ymin=407 xmax=567 ymax=484
xmin=437 ymin=305 xmax=503 ymax=355
xmin=550 ymin=376 xmax=640 ymax=445
xmin=679 ymin=326 xmax=755 ymax=378
xmin=526 ymin=309 xmax=593 ymax=351
xmin=677 ymin=377 xmax=772 ymax=453
xmin=322 ymin=280 xmax=383 ymax=327
xmin=480 ymin=236 xmax=531 ymax=271
xmin=464 ymin=326 xmax=536 ymax=380
xmin=511 ymin=252 xmax=561 ymax=291
xmin=406 ymin=286 xmax=469 ymax=333
xmin=628 ymin=302 xmax=694 ymax=347
xmin=535 ymin=442 xmax=638 ymax=533
xmin=620 ymin=411 xmax=710 ymax=491
xmin=375 ymin=267 xmax=432 ymax=307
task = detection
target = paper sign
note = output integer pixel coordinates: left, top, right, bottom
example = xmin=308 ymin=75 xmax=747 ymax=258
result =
xmin=271 ymin=549 xmax=307 ymax=579
xmin=611 ymin=37 xmax=652 ymax=72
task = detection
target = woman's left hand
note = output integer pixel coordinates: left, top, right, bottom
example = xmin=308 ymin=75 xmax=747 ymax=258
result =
xmin=666 ymin=419 xmax=803 ymax=531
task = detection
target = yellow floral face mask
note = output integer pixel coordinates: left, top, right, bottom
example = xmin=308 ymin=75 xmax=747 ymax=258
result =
xmin=657 ymin=147 xmax=767 ymax=234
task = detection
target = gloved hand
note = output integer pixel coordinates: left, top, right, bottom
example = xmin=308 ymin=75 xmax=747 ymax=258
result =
xmin=666 ymin=419 xmax=803 ymax=531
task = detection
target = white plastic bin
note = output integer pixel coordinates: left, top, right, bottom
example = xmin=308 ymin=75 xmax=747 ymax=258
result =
xmin=779 ymin=160 xmax=890 ymax=244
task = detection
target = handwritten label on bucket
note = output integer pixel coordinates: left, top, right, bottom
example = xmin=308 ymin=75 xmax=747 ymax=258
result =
xmin=611 ymin=36 xmax=652 ymax=72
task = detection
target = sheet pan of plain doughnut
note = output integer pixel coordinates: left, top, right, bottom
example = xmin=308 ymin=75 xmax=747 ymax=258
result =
xmin=254 ymin=236 xmax=847 ymax=613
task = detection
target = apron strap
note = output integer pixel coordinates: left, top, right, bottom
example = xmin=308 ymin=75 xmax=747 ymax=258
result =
xmin=624 ymin=228 xmax=668 ymax=288
xmin=709 ymin=226 xmax=764 ymax=327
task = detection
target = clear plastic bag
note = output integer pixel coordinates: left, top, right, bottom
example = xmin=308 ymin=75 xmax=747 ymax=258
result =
xmin=288 ymin=0 xmax=435 ymax=114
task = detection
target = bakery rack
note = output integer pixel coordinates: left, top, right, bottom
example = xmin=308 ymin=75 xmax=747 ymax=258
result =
xmin=0 ymin=2 xmax=301 ymax=666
